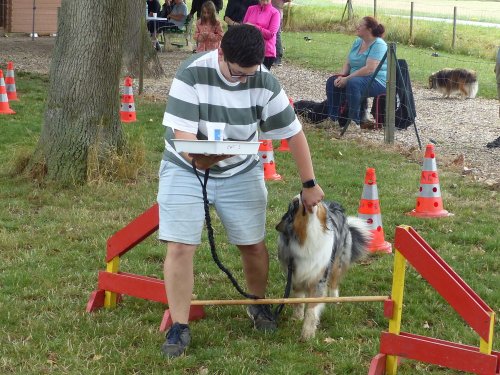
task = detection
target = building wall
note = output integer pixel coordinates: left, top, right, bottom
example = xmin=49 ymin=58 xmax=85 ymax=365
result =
xmin=8 ymin=0 xmax=61 ymax=34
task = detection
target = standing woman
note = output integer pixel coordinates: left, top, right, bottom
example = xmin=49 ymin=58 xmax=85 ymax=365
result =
xmin=326 ymin=16 xmax=387 ymax=126
xmin=243 ymin=0 xmax=280 ymax=70
xmin=224 ymin=0 xmax=259 ymax=27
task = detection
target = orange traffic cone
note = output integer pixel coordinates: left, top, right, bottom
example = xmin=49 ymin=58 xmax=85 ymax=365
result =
xmin=5 ymin=62 xmax=19 ymax=101
xmin=0 ymin=70 xmax=15 ymax=115
xmin=120 ymin=76 xmax=136 ymax=123
xmin=358 ymin=168 xmax=391 ymax=253
xmin=408 ymin=144 xmax=453 ymax=218
xmin=277 ymin=98 xmax=294 ymax=152
xmin=259 ymin=140 xmax=282 ymax=181
xmin=277 ymin=139 xmax=290 ymax=152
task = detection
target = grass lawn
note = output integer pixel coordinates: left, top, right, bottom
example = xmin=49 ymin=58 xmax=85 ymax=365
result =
xmin=0 ymin=72 xmax=499 ymax=373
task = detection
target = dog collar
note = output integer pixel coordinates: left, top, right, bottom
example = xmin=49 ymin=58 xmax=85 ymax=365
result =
xmin=302 ymin=179 xmax=317 ymax=188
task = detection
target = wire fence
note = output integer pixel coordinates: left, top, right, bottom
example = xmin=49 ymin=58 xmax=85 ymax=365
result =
xmin=284 ymin=0 xmax=499 ymax=62
xmin=298 ymin=0 xmax=500 ymax=24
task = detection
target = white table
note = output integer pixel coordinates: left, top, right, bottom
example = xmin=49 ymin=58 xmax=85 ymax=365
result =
xmin=146 ymin=16 xmax=170 ymax=38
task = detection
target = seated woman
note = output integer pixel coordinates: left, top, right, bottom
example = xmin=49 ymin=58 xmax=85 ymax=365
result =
xmin=147 ymin=0 xmax=162 ymax=36
xmin=326 ymin=16 xmax=387 ymax=126
xmin=152 ymin=0 xmax=188 ymax=50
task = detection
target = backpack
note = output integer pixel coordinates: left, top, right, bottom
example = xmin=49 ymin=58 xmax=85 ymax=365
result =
xmin=293 ymin=99 xmax=354 ymax=127
xmin=370 ymin=59 xmax=416 ymax=130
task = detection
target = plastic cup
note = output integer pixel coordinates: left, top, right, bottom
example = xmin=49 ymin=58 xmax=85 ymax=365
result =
xmin=207 ymin=123 xmax=226 ymax=141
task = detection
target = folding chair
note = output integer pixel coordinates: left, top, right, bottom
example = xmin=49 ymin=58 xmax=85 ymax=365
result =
xmin=158 ymin=17 xmax=194 ymax=52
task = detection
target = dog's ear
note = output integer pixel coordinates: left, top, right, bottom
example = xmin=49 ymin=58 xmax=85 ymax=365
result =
xmin=276 ymin=198 xmax=300 ymax=233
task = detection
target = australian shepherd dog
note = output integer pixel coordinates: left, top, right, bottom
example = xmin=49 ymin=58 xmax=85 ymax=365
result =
xmin=428 ymin=68 xmax=478 ymax=99
xmin=276 ymin=195 xmax=370 ymax=340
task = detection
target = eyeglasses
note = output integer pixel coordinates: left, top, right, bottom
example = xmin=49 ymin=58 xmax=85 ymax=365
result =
xmin=226 ymin=61 xmax=261 ymax=78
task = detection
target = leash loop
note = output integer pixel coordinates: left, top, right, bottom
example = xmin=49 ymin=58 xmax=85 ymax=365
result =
xmin=191 ymin=159 xmax=293 ymax=320
xmin=191 ymin=160 xmax=260 ymax=300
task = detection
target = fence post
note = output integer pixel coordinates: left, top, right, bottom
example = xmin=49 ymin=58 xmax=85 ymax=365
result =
xmin=31 ymin=0 xmax=36 ymax=41
xmin=374 ymin=0 xmax=377 ymax=18
xmin=341 ymin=0 xmax=353 ymax=23
xmin=384 ymin=43 xmax=396 ymax=144
xmin=286 ymin=2 xmax=292 ymax=29
xmin=409 ymin=2 xmax=414 ymax=44
xmin=452 ymin=6 xmax=457 ymax=49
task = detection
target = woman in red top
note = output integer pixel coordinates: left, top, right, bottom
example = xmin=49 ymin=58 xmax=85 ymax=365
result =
xmin=194 ymin=1 xmax=224 ymax=52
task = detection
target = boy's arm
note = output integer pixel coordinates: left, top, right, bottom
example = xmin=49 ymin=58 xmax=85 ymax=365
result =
xmin=288 ymin=130 xmax=325 ymax=211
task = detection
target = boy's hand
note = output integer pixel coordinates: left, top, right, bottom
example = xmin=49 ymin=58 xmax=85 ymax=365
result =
xmin=189 ymin=154 xmax=234 ymax=170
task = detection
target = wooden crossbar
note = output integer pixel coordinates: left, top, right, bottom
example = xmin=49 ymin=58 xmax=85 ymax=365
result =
xmin=189 ymin=296 xmax=389 ymax=306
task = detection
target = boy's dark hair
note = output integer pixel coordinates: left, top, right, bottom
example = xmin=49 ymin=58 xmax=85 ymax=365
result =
xmin=221 ymin=25 xmax=265 ymax=67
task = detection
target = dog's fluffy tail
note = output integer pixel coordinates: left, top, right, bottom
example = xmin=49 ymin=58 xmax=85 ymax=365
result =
xmin=347 ymin=217 xmax=371 ymax=263
xmin=469 ymin=81 xmax=479 ymax=98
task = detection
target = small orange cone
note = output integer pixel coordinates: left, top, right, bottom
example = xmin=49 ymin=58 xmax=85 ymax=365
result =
xmin=358 ymin=168 xmax=391 ymax=253
xmin=5 ymin=62 xmax=19 ymax=101
xmin=277 ymin=98 xmax=294 ymax=152
xmin=0 ymin=70 xmax=16 ymax=115
xmin=259 ymin=140 xmax=282 ymax=181
xmin=277 ymin=139 xmax=290 ymax=152
xmin=120 ymin=76 xmax=136 ymax=123
xmin=408 ymin=144 xmax=453 ymax=218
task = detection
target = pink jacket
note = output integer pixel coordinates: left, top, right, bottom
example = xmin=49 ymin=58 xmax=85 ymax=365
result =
xmin=194 ymin=20 xmax=224 ymax=52
xmin=243 ymin=4 xmax=280 ymax=58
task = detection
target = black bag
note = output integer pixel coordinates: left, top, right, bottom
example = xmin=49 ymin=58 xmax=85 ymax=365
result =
xmin=370 ymin=59 xmax=416 ymax=130
xmin=293 ymin=100 xmax=329 ymax=124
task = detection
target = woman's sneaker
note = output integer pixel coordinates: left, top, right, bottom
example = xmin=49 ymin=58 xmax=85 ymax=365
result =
xmin=161 ymin=323 xmax=191 ymax=358
xmin=246 ymin=304 xmax=277 ymax=332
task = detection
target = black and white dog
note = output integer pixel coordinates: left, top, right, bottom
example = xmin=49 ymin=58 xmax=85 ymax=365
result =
xmin=276 ymin=195 xmax=370 ymax=340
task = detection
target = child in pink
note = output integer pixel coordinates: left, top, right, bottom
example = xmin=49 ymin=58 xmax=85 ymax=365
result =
xmin=243 ymin=0 xmax=280 ymax=69
xmin=194 ymin=1 xmax=224 ymax=53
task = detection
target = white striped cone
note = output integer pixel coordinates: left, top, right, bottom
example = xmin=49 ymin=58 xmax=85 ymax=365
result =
xmin=5 ymin=62 xmax=19 ymax=101
xmin=0 ymin=70 xmax=15 ymax=115
xmin=407 ymin=144 xmax=452 ymax=218
xmin=258 ymin=141 xmax=282 ymax=181
xmin=120 ymin=77 xmax=136 ymax=123
xmin=358 ymin=167 xmax=391 ymax=253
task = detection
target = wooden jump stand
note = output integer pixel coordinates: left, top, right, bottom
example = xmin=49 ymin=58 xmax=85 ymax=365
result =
xmin=86 ymin=205 xmax=498 ymax=374
xmin=85 ymin=203 xmax=206 ymax=329
xmin=368 ymin=226 xmax=499 ymax=375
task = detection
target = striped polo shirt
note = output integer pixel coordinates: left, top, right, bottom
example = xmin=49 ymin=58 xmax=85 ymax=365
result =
xmin=162 ymin=49 xmax=301 ymax=178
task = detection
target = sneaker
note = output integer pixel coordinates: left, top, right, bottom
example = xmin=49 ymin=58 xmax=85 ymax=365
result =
xmin=155 ymin=41 xmax=161 ymax=51
xmin=246 ymin=304 xmax=277 ymax=332
xmin=161 ymin=323 xmax=191 ymax=358
xmin=486 ymin=136 xmax=500 ymax=148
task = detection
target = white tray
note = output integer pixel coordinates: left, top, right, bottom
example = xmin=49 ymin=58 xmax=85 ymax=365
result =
xmin=172 ymin=139 xmax=261 ymax=155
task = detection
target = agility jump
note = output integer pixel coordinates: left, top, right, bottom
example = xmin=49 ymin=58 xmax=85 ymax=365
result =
xmin=87 ymin=205 xmax=498 ymax=374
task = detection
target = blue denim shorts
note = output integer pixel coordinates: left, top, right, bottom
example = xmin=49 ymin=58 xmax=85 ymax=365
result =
xmin=157 ymin=160 xmax=267 ymax=245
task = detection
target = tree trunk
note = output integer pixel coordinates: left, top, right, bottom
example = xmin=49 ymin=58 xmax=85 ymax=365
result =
xmin=122 ymin=0 xmax=164 ymax=78
xmin=28 ymin=0 xmax=126 ymax=184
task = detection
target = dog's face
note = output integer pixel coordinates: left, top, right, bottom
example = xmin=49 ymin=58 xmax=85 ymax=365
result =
xmin=276 ymin=195 xmax=328 ymax=246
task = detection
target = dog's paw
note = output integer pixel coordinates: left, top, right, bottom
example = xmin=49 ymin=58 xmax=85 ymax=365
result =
xmin=291 ymin=305 xmax=305 ymax=321
xmin=300 ymin=327 xmax=316 ymax=341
